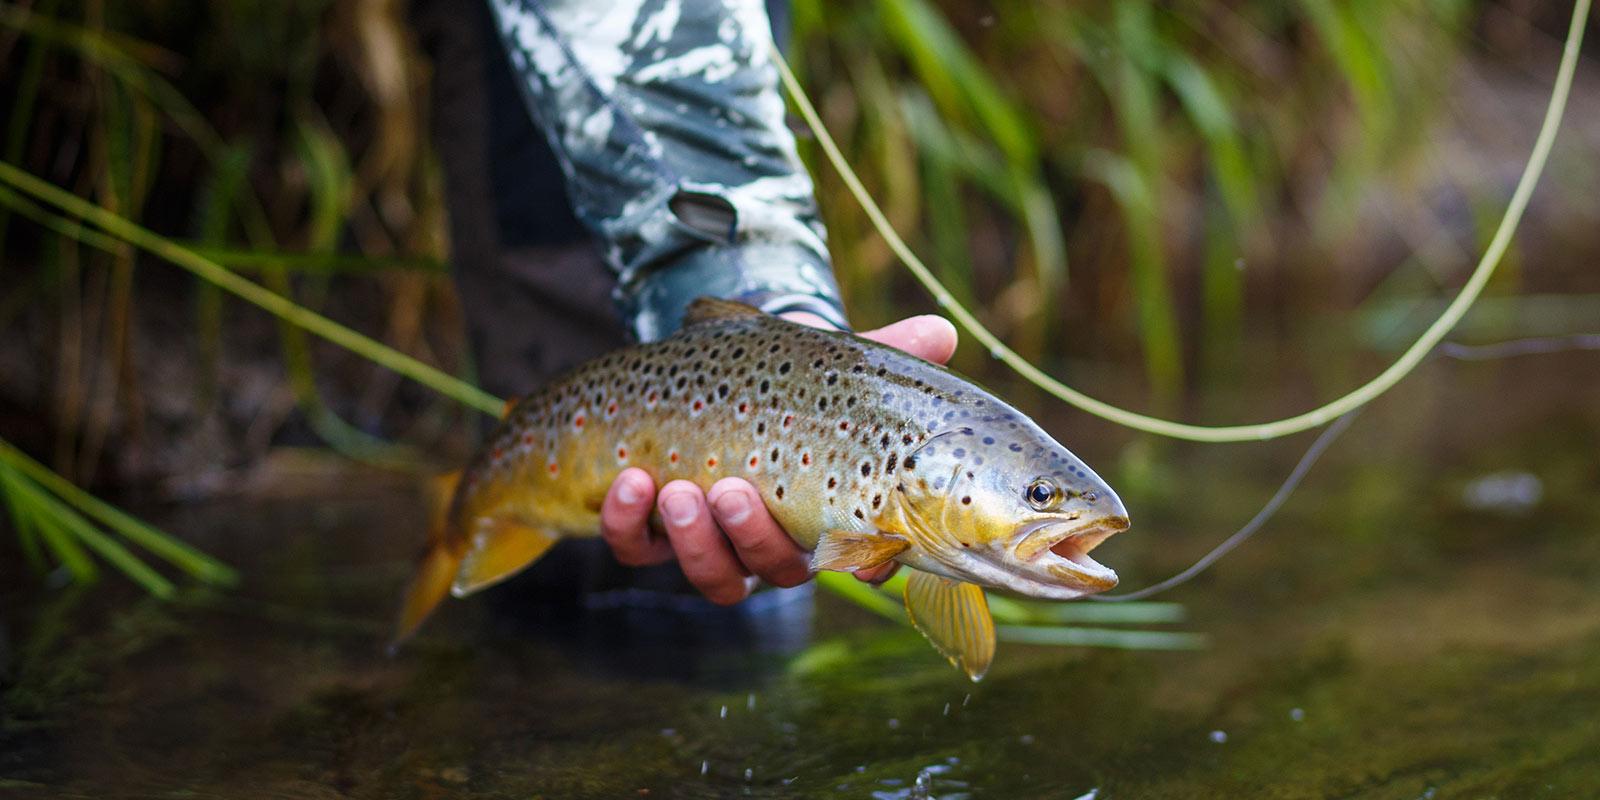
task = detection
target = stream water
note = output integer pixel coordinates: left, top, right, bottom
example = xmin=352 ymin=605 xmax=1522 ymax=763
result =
xmin=2 ymin=352 xmax=1597 ymax=798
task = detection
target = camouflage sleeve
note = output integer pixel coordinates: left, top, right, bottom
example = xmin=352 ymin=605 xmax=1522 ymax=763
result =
xmin=484 ymin=0 xmax=848 ymax=341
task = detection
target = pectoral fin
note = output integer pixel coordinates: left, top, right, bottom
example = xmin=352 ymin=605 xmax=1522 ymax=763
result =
xmin=810 ymin=530 xmax=910 ymax=572
xmin=903 ymin=569 xmax=996 ymax=682
xmin=451 ymin=516 xmax=558 ymax=596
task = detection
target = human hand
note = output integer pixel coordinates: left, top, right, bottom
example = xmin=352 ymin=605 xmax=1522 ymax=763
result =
xmin=598 ymin=313 xmax=959 ymax=604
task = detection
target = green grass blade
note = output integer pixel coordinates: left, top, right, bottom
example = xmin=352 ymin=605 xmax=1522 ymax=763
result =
xmin=0 ymin=462 xmax=99 ymax=583
xmin=996 ymin=624 xmax=1208 ymax=650
xmin=23 ymin=475 xmax=176 ymax=598
xmin=0 ymin=0 xmax=55 ymax=257
xmin=0 ymin=160 xmax=503 ymax=418
xmin=0 ymin=437 xmax=237 ymax=586
xmin=814 ymin=571 xmax=904 ymax=621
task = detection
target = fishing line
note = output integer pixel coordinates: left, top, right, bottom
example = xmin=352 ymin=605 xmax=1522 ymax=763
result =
xmin=1090 ymin=331 xmax=1600 ymax=601
xmin=768 ymin=0 xmax=1591 ymax=443
xmin=1089 ymin=411 xmax=1358 ymax=602
xmin=1437 ymin=334 xmax=1600 ymax=361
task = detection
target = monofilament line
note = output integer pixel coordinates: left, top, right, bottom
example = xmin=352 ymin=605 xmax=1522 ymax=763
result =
xmin=769 ymin=0 xmax=1590 ymax=443
xmin=1090 ymin=411 xmax=1359 ymax=602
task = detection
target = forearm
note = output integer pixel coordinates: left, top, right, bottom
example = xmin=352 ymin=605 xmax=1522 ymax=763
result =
xmin=485 ymin=0 xmax=847 ymax=339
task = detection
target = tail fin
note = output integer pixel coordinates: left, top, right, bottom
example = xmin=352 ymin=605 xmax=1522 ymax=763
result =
xmin=390 ymin=470 xmax=464 ymax=650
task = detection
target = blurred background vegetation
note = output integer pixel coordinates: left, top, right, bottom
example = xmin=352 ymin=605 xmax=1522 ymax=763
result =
xmin=0 ymin=0 xmax=1596 ymax=591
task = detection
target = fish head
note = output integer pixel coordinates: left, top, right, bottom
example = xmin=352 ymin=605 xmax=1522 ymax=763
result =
xmin=892 ymin=421 xmax=1129 ymax=600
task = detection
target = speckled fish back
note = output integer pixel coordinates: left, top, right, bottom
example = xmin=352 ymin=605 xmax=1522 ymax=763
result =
xmin=444 ymin=305 xmax=1032 ymax=554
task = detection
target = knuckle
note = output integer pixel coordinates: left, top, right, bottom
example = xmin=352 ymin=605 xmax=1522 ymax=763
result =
xmin=764 ymin=565 xmax=811 ymax=588
xmin=704 ymin=581 xmax=749 ymax=606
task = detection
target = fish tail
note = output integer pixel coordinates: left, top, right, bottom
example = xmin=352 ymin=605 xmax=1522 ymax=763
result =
xmin=389 ymin=470 xmax=465 ymax=651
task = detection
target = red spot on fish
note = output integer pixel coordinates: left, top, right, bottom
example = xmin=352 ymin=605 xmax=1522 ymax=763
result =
xmin=548 ymin=462 xmax=559 ymax=475
xmin=749 ymin=456 xmax=759 ymax=468
xmin=707 ymin=457 xmax=718 ymax=468
xmin=523 ymin=433 xmax=535 ymax=445
xmin=838 ymin=421 xmax=850 ymax=431
xmin=783 ymin=415 xmax=794 ymax=428
xmin=607 ymin=401 xmax=618 ymax=416
xmin=574 ymin=414 xmax=586 ymax=429
xmin=617 ymin=447 xmax=628 ymax=459
xmin=692 ymin=400 xmax=704 ymax=412
xmin=801 ymin=452 xmax=812 ymax=466
xmin=738 ymin=402 xmax=749 ymax=414
xmin=669 ymin=451 xmax=680 ymax=464
xmin=493 ymin=447 xmax=504 ymax=459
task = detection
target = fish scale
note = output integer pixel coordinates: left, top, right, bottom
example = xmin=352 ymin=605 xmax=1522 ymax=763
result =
xmin=397 ymin=297 xmax=1131 ymax=680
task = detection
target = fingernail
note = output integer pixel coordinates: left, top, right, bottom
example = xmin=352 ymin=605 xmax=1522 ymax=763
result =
xmin=616 ymin=479 xmax=639 ymax=505
xmin=662 ymin=492 xmax=698 ymax=527
xmin=713 ymin=490 xmax=751 ymax=525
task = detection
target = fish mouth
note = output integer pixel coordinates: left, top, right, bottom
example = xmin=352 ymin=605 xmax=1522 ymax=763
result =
xmin=1013 ymin=515 xmax=1130 ymax=593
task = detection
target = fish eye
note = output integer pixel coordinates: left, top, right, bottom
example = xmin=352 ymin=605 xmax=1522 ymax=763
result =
xmin=1025 ymin=478 xmax=1060 ymax=510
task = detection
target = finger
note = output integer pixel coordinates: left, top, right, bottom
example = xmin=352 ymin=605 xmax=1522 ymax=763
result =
xmin=853 ymin=563 xmax=900 ymax=586
xmin=657 ymin=480 xmax=753 ymax=605
xmin=707 ymin=478 xmax=811 ymax=588
xmin=859 ymin=315 xmax=958 ymax=364
xmin=600 ymin=468 xmax=673 ymax=566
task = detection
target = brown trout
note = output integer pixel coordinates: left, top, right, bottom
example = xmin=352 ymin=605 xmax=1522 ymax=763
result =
xmin=398 ymin=298 xmax=1130 ymax=679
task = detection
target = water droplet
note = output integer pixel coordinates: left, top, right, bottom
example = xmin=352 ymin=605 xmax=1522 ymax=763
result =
xmin=887 ymin=718 xmax=900 ymax=729
xmin=1289 ymin=707 xmax=1305 ymax=721
xmin=719 ymin=705 xmax=728 ymax=719
xmin=701 ymin=760 xmax=709 ymax=776
xmin=747 ymin=693 xmax=756 ymax=711
xmin=1209 ymin=730 xmax=1228 ymax=744
xmin=1018 ymin=734 xmax=1035 ymax=745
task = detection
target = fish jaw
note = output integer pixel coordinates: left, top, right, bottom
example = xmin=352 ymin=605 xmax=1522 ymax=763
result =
xmin=999 ymin=513 xmax=1130 ymax=599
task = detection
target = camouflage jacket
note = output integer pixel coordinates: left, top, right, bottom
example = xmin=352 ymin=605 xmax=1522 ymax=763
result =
xmin=486 ymin=0 xmax=847 ymax=341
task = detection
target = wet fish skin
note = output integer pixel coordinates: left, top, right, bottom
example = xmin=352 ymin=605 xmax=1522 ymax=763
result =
xmin=398 ymin=298 xmax=1130 ymax=679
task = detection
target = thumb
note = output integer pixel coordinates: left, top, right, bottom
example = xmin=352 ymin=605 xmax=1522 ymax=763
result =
xmin=859 ymin=315 xmax=959 ymax=365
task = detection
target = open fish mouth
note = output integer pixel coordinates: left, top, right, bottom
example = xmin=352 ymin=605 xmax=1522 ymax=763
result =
xmin=1013 ymin=515 xmax=1130 ymax=592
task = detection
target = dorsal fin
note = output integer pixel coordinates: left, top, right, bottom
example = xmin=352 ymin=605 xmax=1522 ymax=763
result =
xmin=683 ymin=296 xmax=764 ymax=326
